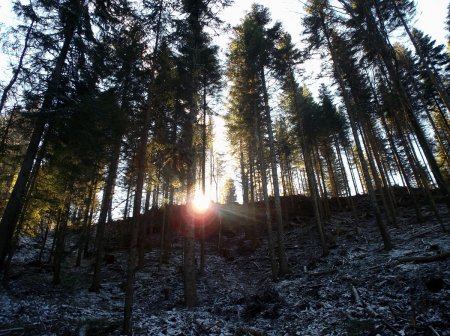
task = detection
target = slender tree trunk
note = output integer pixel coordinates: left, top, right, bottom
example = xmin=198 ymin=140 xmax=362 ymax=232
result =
xmin=158 ymin=186 xmax=169 ymax=267
xmin=324 ymin=144 xmax=342 ymax=209
xmin=358 ymin=122 xmax=396 ymax=226
xmin=184 ymin=147 xmax=197 ymax=306
xmin=248 ymin=144 xmax=257 ymax=247
xmin=345 ymin=146 xmax=361 ymax=194
xmin=144 ymin=182 xmax=152 ymax=212
xmin=260 ymin=69 xmax=288 ymax=277
xmin=348 ymin=105 xmax=393 ymax=249
xmin=335 ymin=137 xmax=357 ymax=217
xmin=53 ymin=195 xmax=71 ymax=285
xmin=123 ymin=182 xmax=131 ymax=220
xmin=240 ymin=140 xmax=253 ymax=241
xmin=47 ymin=210 xmax=62 ymax=265
xmin=360 ymin=0 xmax=449 ymax=204
xmin=199 ymin=83 xmax=207 ymax=275
xmin=402 ymin=127 xmax=445 ymax=228
xmin=123 ymin=4 xmax=164 ymax=327
xmin=0 ymin=19 xmax=34 ymax=116
xmin=161 ymin=190 xmax=174 ymax=264
xmin=432 ymin=96 xmax=450 ymax=136
xmin=314 ymin=146 xmax=330 ymax=220
xmin=305 ymin=141 xmax=328 ymax=255
xmin=319 ymin=12 xmax=392 ymax=249
xmin=0 ymin=5 xmax=81 ymax=270
xmin=83 ymin=197 xmax=95 ymax=259
xmin=38 ymin=221 xmax=50 ymax=263
xmin=3 ymin=133 xmax=46 ymax=278
xmin=380 ymin=115 xmax=423 ymax=221
xmin=389 ymin=0 xmax=450 ymax=113
xmin=76 ymin=181 xmax=96 ymax=267
xmin=254 ymin=116 xmax=278 ymax=281
xmin=91 ymin=137 xmax=122 ymax=291
xmin=0 ymin=107 xmax=16 ymax=156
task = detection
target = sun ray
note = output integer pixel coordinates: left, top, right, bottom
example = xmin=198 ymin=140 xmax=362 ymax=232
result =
xmin=191 ymin=193 xmax=210 ymax=214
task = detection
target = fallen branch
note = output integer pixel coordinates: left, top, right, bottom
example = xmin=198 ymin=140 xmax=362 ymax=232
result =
xmin=351 ymin=285 xmax=362 ymax=306
xmin=408 ymin=225 xmax=441 ymax=240
xmin=351 ymin=286 xmax=402 ymax=336
xmin=0 ymin=327 xmax=25 ymax=336
xmin=397 ymin=251 xmax=450 ymax=264
xmin=429 ymin=326 xmax=441 ymax=336
xmin=307 ymin=268 xmax=337 ymax=276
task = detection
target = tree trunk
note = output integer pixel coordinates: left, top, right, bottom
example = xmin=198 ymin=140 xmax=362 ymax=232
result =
xmin=389 ymin=0 xmax=450 ymax=113
xmin=76 ymin=181 xmax=96 ymax=267
xmin=199 ymin=83 xmax=207 ymax=275
xmin=318 ymin=12 xmax=392 ymax=249
xmin=83 ymin=196 xmax=95 ymax=259
xmin=254 ymin=116 xmax=278 ymax=281
xmin=184 ymin=163 xmax=197 ymax=306
xmin=47 ymin=210 xmax=62 ymax=265
xmin=359 ymin=0 xmax=449 ymax=205
xmin=123 ymin=4 xmax=164 ymax=327
xmin=305 ymin=141 xmax=329 ymax=256
xmin=38 ymin=221 xmax=50 ymax=263
xmin=0 ymin=5 xmax=81 ymax=270
xmin=53 ymin=195 xmax=71 ymax=285
xmin=335 ymin=137 xmax=357 ymax=217
xmin=90 ymin=137 xmax=122 ymax=291
xmin=260 ymin=69 xmax=288 ymax=277
xmin=0 ymin=19 xmax=34 ymax=115
xmin=123 ymin=182 xmax=131 ymax=220
xmin=248 ymin=144 xmax=258 ymax=247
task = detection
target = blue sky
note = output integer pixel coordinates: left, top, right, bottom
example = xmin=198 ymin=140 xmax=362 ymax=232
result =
xmin=0 ymin=0 xmax=448 ymax=202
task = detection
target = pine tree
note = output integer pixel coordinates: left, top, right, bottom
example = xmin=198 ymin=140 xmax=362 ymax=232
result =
xmin=0 ymin=0 xmax=90 ymax=270
xmin=222 ymin=178 xmax=237 ymax=204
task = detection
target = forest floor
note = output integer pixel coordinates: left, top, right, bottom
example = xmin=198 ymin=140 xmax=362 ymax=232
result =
xmin=0 ymin=204 xmax=449 ymax=336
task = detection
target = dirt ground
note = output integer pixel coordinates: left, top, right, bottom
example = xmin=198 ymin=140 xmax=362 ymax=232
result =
xmin=0 ymin=203 xmax=449 ymax=336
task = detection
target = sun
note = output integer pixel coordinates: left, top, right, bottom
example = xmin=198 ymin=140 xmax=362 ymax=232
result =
xmin=191 ymin=193 xmax=210 ymax=214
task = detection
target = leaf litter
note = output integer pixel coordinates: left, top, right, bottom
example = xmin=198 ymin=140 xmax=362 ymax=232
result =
xmin=0 ymin=204 xmax=449 ymax=335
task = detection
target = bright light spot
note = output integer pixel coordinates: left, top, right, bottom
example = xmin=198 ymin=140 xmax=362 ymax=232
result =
xmin=191 ymin=193 xmax=210 ymax=214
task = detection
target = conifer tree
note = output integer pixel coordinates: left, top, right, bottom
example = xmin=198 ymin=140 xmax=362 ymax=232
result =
xmin=0 ymin=0 xmax=90 ymax=270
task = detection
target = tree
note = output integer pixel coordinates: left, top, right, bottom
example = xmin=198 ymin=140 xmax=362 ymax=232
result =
xmin=0 ymin=0 xmax=89 ymax=270
xmin=222 ymin=178 xmax=237 ymax=204
xmin=0 ymin=13 xmax=35 ymax=116
xmin=272 ymin=30 xmax=330 ymax=255
xmin=123 ymin=0 xmax=168 ymax=331
xmin=176 ymin=0 xmax=231 ymax=306
xmin=388 ymin=0 xmax=450 ymax=114
xmin=302 ymin=0 xmax=393 ymax=249
xmin=226 ymin=4 xmax=288 ymax=278
xmin=340 ymin=0 xmax=449 ymax=207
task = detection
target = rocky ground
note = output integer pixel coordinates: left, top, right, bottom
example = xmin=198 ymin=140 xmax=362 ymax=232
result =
xmin=0 ymin=204 xmax=449 ymax=336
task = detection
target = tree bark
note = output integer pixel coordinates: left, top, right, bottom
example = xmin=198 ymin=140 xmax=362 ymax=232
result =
xmin=318 ymin=11 xmax=392 ymax=249
xmin=357 ymin=0 xmax=449 ymax=205
xmin=90 ymin=137 xmax=121 ymax=291
xmin=76 ymin=181 xmax=96 ymax=267
xmin=0 ymin=3 xmax=82 ymax=270
xmin=53 ymin=195 xmax=71 ymax=285
xmin=254 ymin=116 xmax=278 ymax=281
xmin=260 ymin=69 xmax=288 ymax=277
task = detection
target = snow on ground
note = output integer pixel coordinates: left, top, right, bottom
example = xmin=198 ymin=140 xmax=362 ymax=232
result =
xmin=0 ymin=204 xmax=449 ymax=335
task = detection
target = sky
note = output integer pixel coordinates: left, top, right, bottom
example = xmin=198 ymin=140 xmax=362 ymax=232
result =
xmin=212 ymin=0 xmax=449 ymax=201
xmin=0 ymin=0 xmax=447 ymax=87
xmin=215 ymin=0 xmax=448 ymax=97
xmin=0 ymin=0 xmax=448 ymax=202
